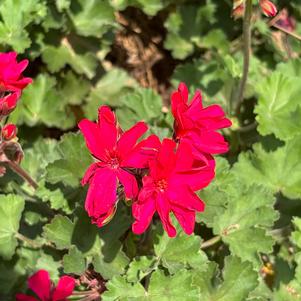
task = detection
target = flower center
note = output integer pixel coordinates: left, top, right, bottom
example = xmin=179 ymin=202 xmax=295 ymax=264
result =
xmin=156 ymin=179 xmax=168 ymax=191
xmin=109 ymin=157 xmax=120 ymax=169
xmin=106 ymin=149 xmax=120 ymax=169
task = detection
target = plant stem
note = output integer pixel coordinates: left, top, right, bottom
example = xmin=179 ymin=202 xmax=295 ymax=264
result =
xmin=15 ymin=233 xmax=43 ymax=249
xmin=235 ymin=0 xmax=253 ymax=116
xmin=201 ymin=236 xmax=221 ymax=250
xmin=272 ymin=23 xmax=301 ymax=41
xmin=7 ymin=160 xmax=38 ymax=189
xmin=236 ymin=121 xmax=257 ymax=133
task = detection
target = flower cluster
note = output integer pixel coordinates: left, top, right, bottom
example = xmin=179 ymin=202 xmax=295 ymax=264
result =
xmin=0 ymin=52 xmax=32 ymax=117
xmin=80 ymin=83 xmax=231 ymax=237
xmin=0 ymin=52 xmax=32 ymax=177
xmin=16 ymin=270 xmax=75 ymax=301
xmin=233 ymin=0 xmax=277 ymax=19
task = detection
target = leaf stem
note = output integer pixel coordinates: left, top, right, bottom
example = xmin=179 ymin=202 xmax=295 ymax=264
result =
xmin=15 ymin=233 xmax=43 ymax=249
xmin=235 ymin=0 xmax=253 ymax=116
xmin=7 ymin=160 xmax=38 ymax=189
xmin=201 ymin=236 xmax=221 ymax=250
xmin=236 ymin=121 xmax=257 ymax=133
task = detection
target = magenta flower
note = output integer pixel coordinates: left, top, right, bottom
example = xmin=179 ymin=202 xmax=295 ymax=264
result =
xmin=0 ymin=52 xmax=32 ymax=116
xmin=132 ymin=138 xmax=215 ymax=237
xmin=171 ymin=82 xmax=231 ymax=157
xmin=79 ymin=106 xmax=160 ymax=227
xmin=16 ymin=270 xmax=75 ymax=301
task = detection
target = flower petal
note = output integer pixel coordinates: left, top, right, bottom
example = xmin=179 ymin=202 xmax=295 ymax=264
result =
xmin=16 ymin=294 xmax=38 ymax=301
xmin=81 ymin=163 xmax=99 ymax=186
xmin=169 ymin=186 xmax=205 ymax=212
xmin=156 ymin=193 xmax=176 ymax=237
xmin=98 ymin=106 xmax=118 ymax=150
xmin=28 ymin=270 xmax=51 ymax=301
xmin=117 ymin=169 xmax=138 ymax=199
xmin=132 ymin=198 xmax=156 ymax=235
xmin=117 ymin=121 xmax=148 ymax=158
xmin=172 ymin=206 xmax=196 ymax=235
xmin=52 ymin=276 xmax=75 ymax=301
xmin=156 ymin=139 xmax=176 ymax=175
xmin=121 ymin=134 xmax=161 ymax=169
xmin=84 ymin=167 xmax=118 ymax=223
xmin=194 ymin=130 xmax=229 ymax=154
xmin=78 ymin=119 xmax=106 ymax=161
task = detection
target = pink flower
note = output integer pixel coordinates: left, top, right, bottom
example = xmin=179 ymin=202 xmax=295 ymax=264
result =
xmin=171 ymin=82 xmax=231 ymax=157
xmin=259 ymin=0 xmax=277 ymax=17
xmin=0 ymin=52 xmax=32 ymax=116
xmin=132 ymin=138 xmax=215 ymax=237
xmin=16 ymin=270 xmax=75 ymax=301
xmin=1 ymin=123 xmax=17 ymax=140
xmin=79 ymin=106 xmax=159 ymax=227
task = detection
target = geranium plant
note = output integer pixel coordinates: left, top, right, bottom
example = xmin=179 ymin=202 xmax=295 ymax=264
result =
xmin=1 ymin=1 xmax=301 ymax=300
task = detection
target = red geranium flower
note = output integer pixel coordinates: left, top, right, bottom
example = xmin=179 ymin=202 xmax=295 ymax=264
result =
xmin=132 ymin=138 xmax=215 ymax=237
xmin=0 ymin=52 xmax=32 ymax=116
xmin=171 ymin=82 xmax=231 ymax=157
xmin=16 ymin=270 xmax=75 ymax=301
xmin=79 ymin=106 xmax=159 ymax=227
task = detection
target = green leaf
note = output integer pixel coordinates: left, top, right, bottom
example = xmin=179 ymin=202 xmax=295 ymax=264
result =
xmin=63 ymin=246 xmax=86 ymax=274
xmin=171 ymin=59 xmax=226 ymax=101
xmin=164 ymin=3 xmax=216 ymax=59
xmin=43 ymin=215 xmax=74 ymax=249
xmin=148 ymin=269 xmax=199 ymax=301
xmin=35 ymin=181 xmax=72 ymax=214
xmin=36 ymin=253 xmax=61 ymax=281
xmin=46 ymin=133 xmax=93 ymax=187
xmin=292 ymin=217 xmax=301 ymax=248
xmin=154 ymin=225 xmax=208 ymax=273
xmin=193 ymin=256 xmax=258 ymax=301
xmin=126 ymin=256 xmax=156 ymax=282
xmin=213 ymin=183 xmax=278 ymax=266
xmin=21 ymin=139 xmax=59 ymax=182
xmin=102 ymin=275 xmax=146 ymax=301
xmin=68 ymin=0 xmax=115 ymax=38
xmin=0 ymin=0 xmax=47 ymax=52
xmin=111 ymin=0 xmax=172 ymax=16
xmin=233 ymin=141 xmax=301 ymax=199
xmin=198 ymin=157 xmax=234 ymax=227
xmin=103 ymin=269 xmax=199 ymax=301
xmin=92 ymin=245 xmax=130 ymax=280
xmin=10 ymin=74 xmax=76 ymax=129
xmin=116 ymin=88 xmax=163 ymax=129
xmin=59 ymin=71 xmax=90 ymax=105
xmin=255 ymin=70 xmax=301 ymax=141
xmin=84 ymin=68 xmax=137 ymax=120
xmin=42 ymin=41 xmax=98 ymax=78
xmin=56 ymin=0 xmax=70 ymax=11
xmin=0 ymin=194 xmax=24 ymax=260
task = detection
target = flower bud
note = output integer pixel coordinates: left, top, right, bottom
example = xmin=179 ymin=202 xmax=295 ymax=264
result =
xmin=0 ymin=91 xmax=21 ymax=116
xmin=232 ymin=3 xmax=245 ymax=19
xmin=2 ymin=123 xmax=18 ymax=140
xmin=259 ymin=0 xmax=277 ymax=17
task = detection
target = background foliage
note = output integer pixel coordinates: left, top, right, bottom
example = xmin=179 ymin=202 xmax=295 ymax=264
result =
xmin=1 ymin=0 xmax=301 ymax=300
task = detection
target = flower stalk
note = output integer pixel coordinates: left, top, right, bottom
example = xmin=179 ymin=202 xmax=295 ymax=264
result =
xmin=201 ymin=235 xmax=221 ymax=249
xmin=7 ymin=159 xmax=38 ymax=189
xmin=235 ymin=0 xmax=253 ymax=116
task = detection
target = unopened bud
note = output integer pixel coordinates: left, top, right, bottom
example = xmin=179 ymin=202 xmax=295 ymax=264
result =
xmin=2 ymin=123 xmax=18 ymax=140
xmin=232 ymin=3 xmax=245 ymax=19
xmin=259 ymin=0 xmax=277 ymax=17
